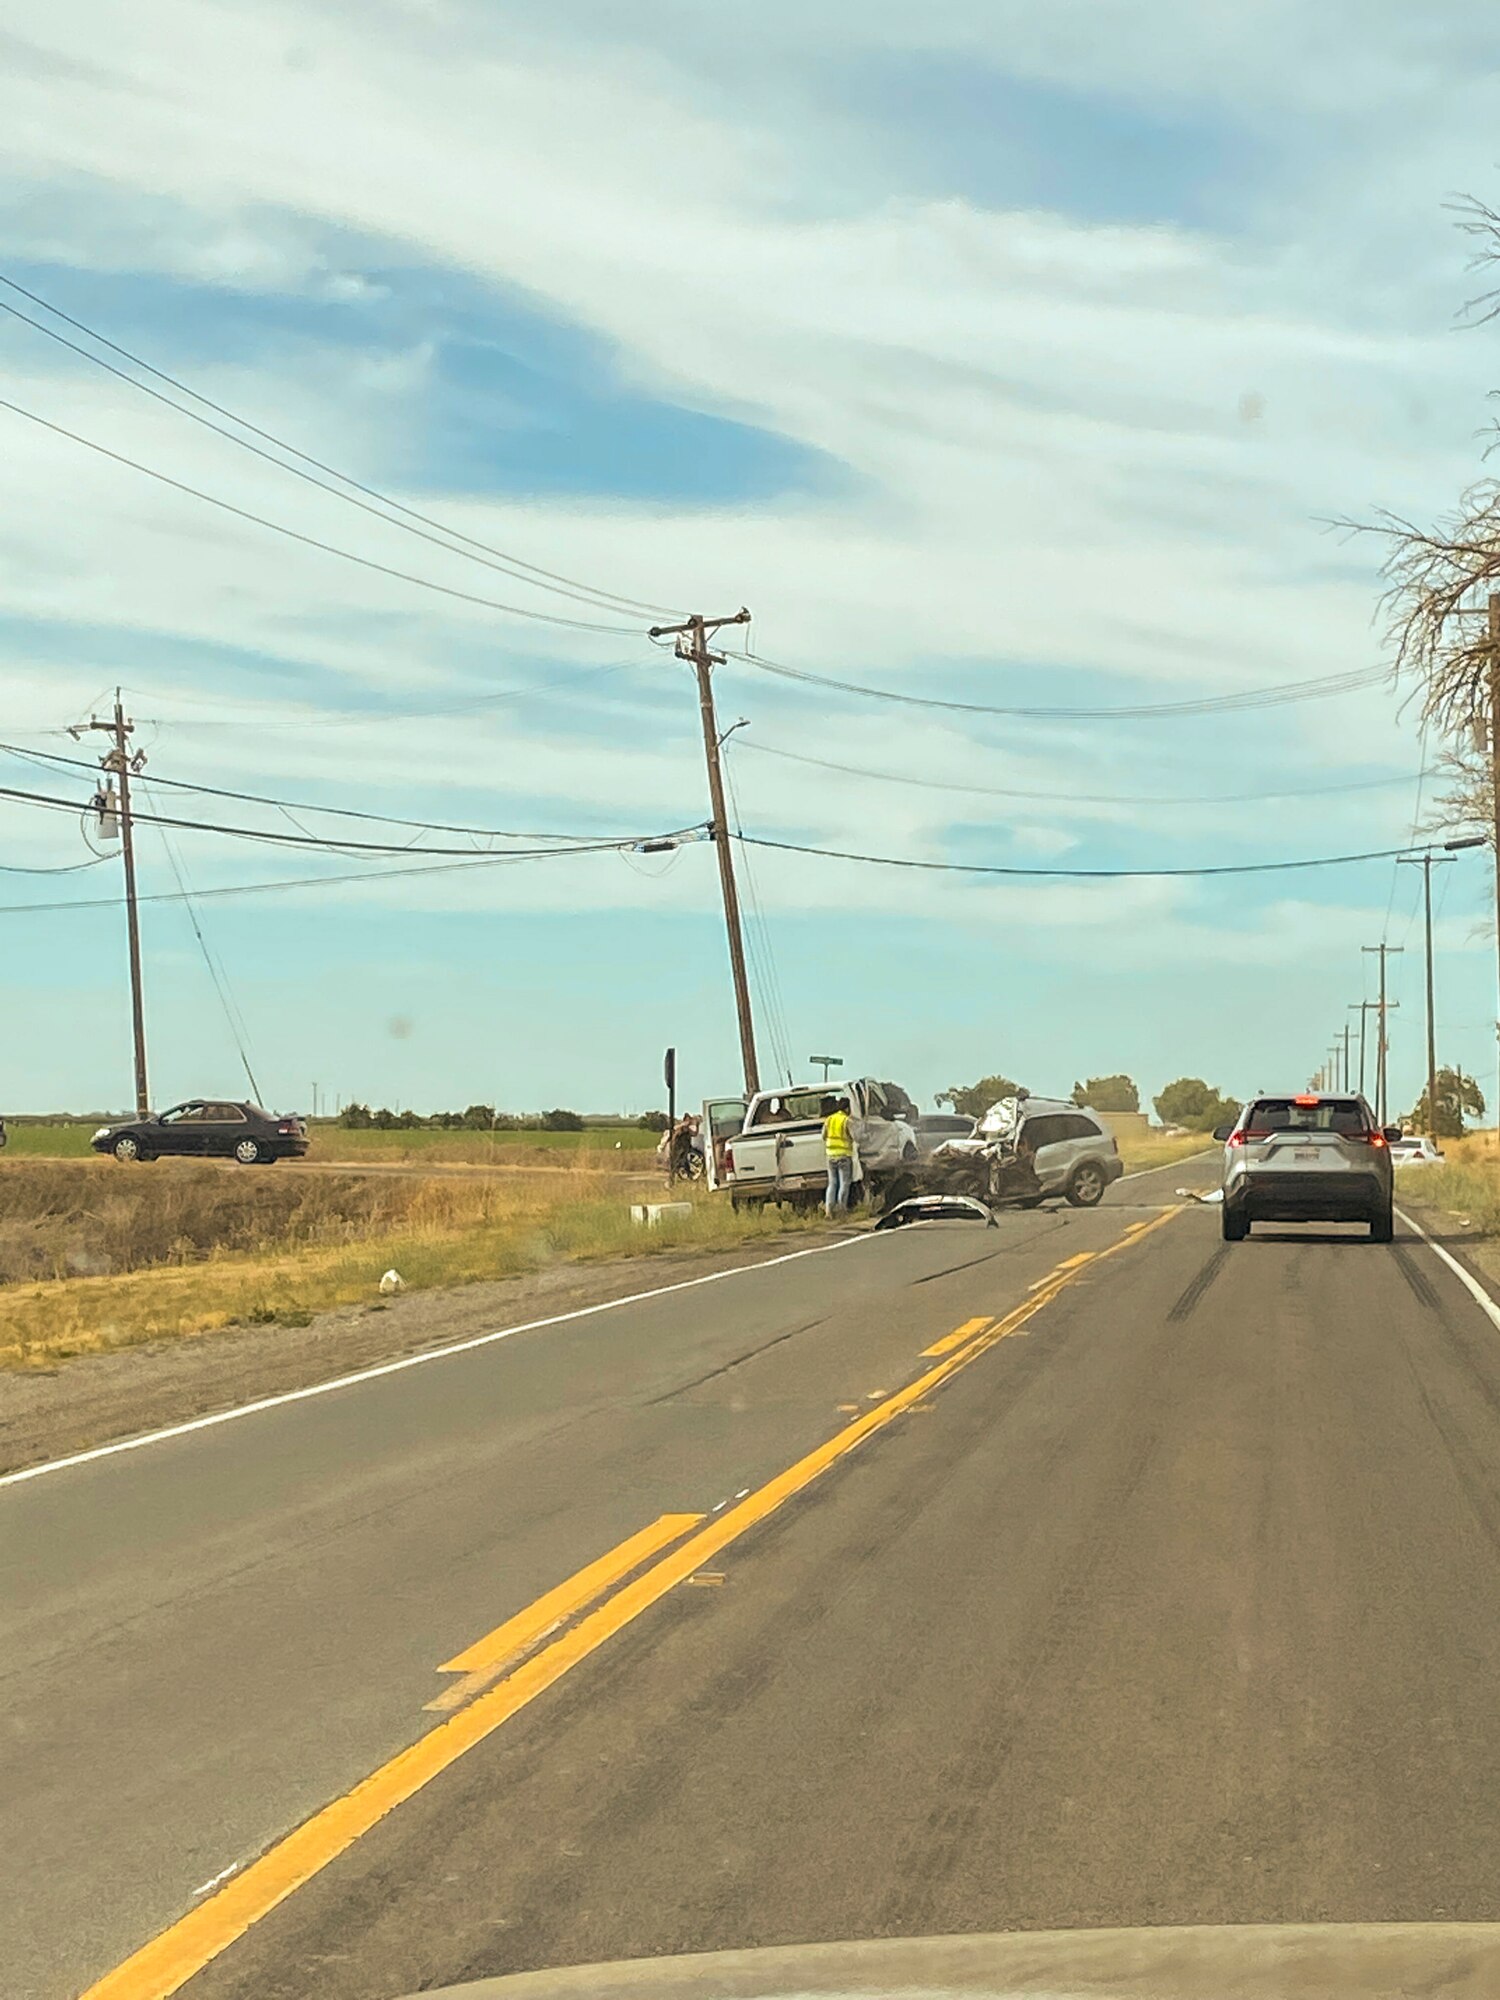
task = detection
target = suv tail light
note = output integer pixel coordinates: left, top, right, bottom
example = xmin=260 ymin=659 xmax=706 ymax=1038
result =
xmin=723 ymin=1144 xmax=735 ymax=1174
xmin=1366 ymin=1131 xmax=1387 ymax=1148
xmin=1226 ymin=1131 xmax=1249 ymax=1147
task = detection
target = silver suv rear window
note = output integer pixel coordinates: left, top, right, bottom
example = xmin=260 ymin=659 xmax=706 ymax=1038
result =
xmin=1245 ymin=1099 xmax=1369 ymax=1136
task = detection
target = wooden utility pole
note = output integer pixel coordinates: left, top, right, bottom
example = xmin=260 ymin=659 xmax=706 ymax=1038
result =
xmin=1350 ymin=1000 xmax=1375 ymax=1099
xmin=1362 ymin=944 xmax=1403 ymax=1127
xmin=1397 ymin=853 xmax=1451 ymax=1143
xmin=1342 ymin=1021 xmax=1352 ymax=1093
xmin=1489 ymin=592 xmax=1500 ymax=1141
xmin=648 ymin=608 xmax=760 ymax=1096
xmin=76 ymin=691 xmax=149 ymax=1117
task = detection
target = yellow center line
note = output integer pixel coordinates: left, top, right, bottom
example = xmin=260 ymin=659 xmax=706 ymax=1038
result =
xmin=82 ymin=1201 xmax=1184 ymax=2000
xmin=922 ymin=1316 xmax=993 ymax=1357
xmin=425 ymin=1512 xmax=702 ymax=1712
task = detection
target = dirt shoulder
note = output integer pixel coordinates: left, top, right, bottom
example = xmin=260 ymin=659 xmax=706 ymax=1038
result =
xmin=0 ymin=1233 xmax=841 ymax=1477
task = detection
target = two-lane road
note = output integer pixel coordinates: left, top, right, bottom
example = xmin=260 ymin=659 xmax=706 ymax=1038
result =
xmin=10 ymin=1160 xmax=1500 ymax=1998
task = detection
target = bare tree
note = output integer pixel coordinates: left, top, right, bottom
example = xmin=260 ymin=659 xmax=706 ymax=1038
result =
xmin=1354 ymin=196 xmax=1500 ymax=737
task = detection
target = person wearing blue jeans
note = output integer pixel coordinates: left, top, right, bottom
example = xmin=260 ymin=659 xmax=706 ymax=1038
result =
xmin=822 ymin=1094 xmax=855 ymax=1217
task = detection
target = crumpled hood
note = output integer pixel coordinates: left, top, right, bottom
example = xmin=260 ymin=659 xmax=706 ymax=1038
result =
xmin=399 ymin=1924 xmax=1500 ymax=1999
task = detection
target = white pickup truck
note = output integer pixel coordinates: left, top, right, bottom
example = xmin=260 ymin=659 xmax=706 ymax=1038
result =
xmin=705 ymin=1079 xmax=920 ymax=1210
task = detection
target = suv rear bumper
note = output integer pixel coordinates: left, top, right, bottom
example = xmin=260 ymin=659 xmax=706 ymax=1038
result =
xmin=1226 ymin=1169 xmax=1387 ymax=1222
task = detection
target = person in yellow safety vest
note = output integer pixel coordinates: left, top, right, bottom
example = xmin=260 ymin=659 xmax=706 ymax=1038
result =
xmin=822 ymin=1093 xmax=855 ymax=1217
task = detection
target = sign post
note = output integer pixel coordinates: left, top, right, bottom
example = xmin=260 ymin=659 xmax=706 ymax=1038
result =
xmin=664 ymin=1047 xmax=677 ymax=1183
xmin=809 ymin=1055 xmax=843 ymax=1084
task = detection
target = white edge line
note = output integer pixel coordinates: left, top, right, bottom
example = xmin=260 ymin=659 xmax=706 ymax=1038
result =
xmin=1397 ymin=1204 xmax=1500 ymax=1333
xmin=0 ymin=1233 xmax=873 ymax=1490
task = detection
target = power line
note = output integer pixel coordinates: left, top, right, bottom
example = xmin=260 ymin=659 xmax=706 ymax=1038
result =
xmin=735 ymin=739 xmax=1422 ymax=807
xmin=738 ymin=832 xmax=1426 ymax=881
xmin=734 ymin=646 xmax=1389 ymax=720
xmin=121 ymin=658 xmax=647 ymax=734
xmin=0 ymin=780 xmax=705 ymax=860
xmin=0 ymin=396 xmax=645 ymax=636
xmin=140 ymin=778 xmax=263 ymax=1104
xmin=0 ymin=739 xmax=672 ymax=843
xmin=0 ymin=843 xmax=665 ymax=919
xmin=0 ymin=271 xmax=679 ymax=621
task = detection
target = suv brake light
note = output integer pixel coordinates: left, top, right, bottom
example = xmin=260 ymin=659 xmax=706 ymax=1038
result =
xmin=1226 ymin=1130 xmax=1249 ymax=1146
xmin=1367 ymin=1131 xmax=1387 ymax=1148
xmin=1293 ymin=1094 xmax=1319 ymax=1106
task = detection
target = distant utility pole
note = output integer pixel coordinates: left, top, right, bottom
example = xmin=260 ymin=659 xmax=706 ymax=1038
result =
xmin=1349 ymin=1000 xmax=1376 ymax=1098
xmin=73 ymin=690 xmax=149 ymax=1117
xmin=1341 ymin=1022 xmax=1352 ymax=1093
xmin=1362 ymin=943 xmax=1404 ymax=1126
xmin=648 ymin=608 xmax=760 ymax=1095
xmin=1397 ymin=836 xmax=1483 ymax=1139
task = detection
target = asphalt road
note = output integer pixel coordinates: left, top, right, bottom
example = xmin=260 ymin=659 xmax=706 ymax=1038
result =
xmin=12 ymin=1158 xmax=1500 ymax=1998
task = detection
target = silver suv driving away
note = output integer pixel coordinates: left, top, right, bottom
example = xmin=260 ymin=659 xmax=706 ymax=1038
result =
xmin=1217 ymin=1092 xmax=1398 ymax=1243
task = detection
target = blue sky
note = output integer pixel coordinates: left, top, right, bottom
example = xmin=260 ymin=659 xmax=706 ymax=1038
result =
xmin=3 ymin=0 xmax=1500 ymax=1118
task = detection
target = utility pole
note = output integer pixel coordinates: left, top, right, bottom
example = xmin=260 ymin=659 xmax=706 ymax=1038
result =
xmin=1341 ymin=1022 xmax=1352 ymax=1092
xmin=74 ymin=690 xmax=149 ymax=1117
xmin=1349 ymin=1000 xmax=1376 ymax=1098
xmin=1398 ymin=836 xmax=1483 ymax=1139
xmin=648 ymin=608 xmax=760 ymax=1095
xmin=1362 ymin=944 xmax=1404 ymax=1126
xmin=1489 ymin=592 xmax=1500 ymax=1145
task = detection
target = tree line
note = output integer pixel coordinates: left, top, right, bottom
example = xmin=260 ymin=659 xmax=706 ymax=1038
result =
xmin=937 ymin=1073 xmax=1242 ymax=1132
xmin=336 ymin=1104 xmax=598 ymax=1132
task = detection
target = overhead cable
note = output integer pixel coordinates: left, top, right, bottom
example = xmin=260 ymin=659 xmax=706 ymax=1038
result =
xmin=0 ymin=739 xmax=669 ymax=843
xmin=733 ymin=648 xmax=1388 ymax=720
xmin=735 ymin=740 xmax=1422 ymax=807
xmin=0 ymin=280 xmax=678 ymax=621
xmin=0 ymin=781 xmax=704 ymax=860
xmin=0 ymin=396 xmax=645 ymax=636
xmin=738 ymin=832 xmax=1425 ymax=881
xmin=0 ymin=847 xmax=607 ymax=918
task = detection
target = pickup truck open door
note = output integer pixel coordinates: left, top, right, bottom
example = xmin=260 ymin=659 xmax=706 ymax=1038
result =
xmin=701 ymin=1096 xmax=748 ymax=1192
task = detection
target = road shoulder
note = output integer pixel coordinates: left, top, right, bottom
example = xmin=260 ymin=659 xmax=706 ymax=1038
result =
xmin=0 ymin=1233 xmax=847 ymax=1477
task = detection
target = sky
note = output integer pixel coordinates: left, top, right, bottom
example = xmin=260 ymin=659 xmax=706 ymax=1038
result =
xmin=3 ymin=0 xmax=1500 ymax=1119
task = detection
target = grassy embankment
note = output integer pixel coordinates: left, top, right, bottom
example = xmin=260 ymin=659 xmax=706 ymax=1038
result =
xmin=1115 ymin=1130 xmax=1215 ymax=1173
xmin=0 ymin=1151 xmax=812 ymax=1371
xmin=1396 ymin=1133 xmax=1500 ymax=1235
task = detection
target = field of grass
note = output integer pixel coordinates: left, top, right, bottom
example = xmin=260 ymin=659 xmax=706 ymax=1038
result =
xmin=1115 ymin=1130 xmax=1215 ymax=1173
xmin=2 ymin=1121 xmax=659 ymax=1165
xmin=0 ymin=1156 xmax=814 ymax=1369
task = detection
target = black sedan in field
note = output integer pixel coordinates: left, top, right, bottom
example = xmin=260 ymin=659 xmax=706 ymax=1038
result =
xmin=91 ymin=1101 xmax=309 ymax=1165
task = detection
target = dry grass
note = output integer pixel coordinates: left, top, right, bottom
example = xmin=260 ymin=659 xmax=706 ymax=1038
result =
xmin=0 ymin=1158 xmax=815 ymax=1370
xmin=1397 ymin=1137 xmax=1500 ymax=1237
xmin=2 ymin=1122 xmax=659 ymax=1165
xmin=1115 ymin=1131 xmax=1215 ymax=1173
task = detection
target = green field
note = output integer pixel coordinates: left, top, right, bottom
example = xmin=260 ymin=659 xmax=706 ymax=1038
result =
xmin=3 ymin=1122 xmax=659 ymax=1163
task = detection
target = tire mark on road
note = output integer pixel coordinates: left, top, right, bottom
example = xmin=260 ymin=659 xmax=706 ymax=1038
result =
xmin=1391 ymin=1244 xmax=1440 ymax=1312
xmin=1167 ymin=1246 xmax=1229 ymax=1323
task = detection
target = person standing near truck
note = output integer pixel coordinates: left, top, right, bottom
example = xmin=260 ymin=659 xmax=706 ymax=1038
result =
xmin=822 ymin=1094 xmax=854 ymax=1217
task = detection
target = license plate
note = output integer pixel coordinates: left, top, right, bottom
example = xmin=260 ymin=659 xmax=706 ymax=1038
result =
xmin=1294 ymin=1148 xmax=1318 ymax=1160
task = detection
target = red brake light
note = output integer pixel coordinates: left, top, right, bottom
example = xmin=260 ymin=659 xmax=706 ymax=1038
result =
xmin=1226 ymin=1131 xmax=1248 ymax=1147
xmin=723 ymin=1144 xmax=735 ymax=1172
xmin=1368 ymin=1132 xmax=1387 ymax=1148
xmin=1293 ymin=1095 xmax=1319 ymax=1107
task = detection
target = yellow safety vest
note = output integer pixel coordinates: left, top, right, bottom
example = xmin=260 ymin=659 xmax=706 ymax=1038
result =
xmin=824 ymin=1110 xmax=853 ymax=1157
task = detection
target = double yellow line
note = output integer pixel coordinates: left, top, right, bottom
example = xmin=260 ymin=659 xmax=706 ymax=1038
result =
xmin=84 ymin=1201 xmax=1182 ymax=2000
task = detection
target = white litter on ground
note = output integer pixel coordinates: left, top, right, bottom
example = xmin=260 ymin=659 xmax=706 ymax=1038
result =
xmin=378 ymin=1269 xmax=406 ymax=1294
